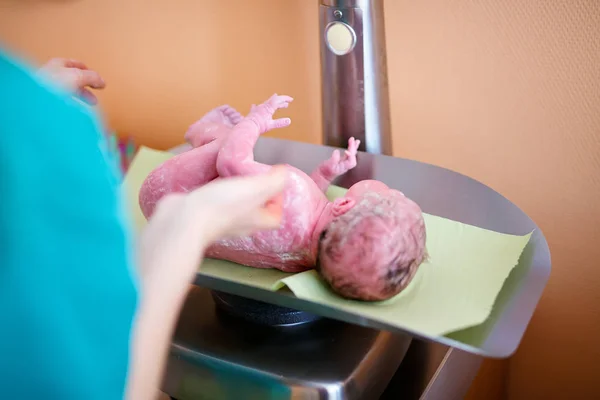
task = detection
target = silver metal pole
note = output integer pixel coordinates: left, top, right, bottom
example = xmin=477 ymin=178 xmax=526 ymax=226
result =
xmin=319 ymin=0 xmax=392 ymax=155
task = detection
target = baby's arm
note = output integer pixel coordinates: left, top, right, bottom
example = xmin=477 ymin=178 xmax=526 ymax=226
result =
xmin=216 ymin=94 xmax=292 ymax=177
xmin=310 ymin=137 xmax=360 ymax=192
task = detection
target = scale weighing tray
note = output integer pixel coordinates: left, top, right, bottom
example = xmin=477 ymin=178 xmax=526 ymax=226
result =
xmin=169 ymin=137 xmax=550 ymax=359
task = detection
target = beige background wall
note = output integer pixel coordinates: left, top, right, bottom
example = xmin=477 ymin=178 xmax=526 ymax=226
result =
xmin=1 ymin=0 xmax=599 ymax=398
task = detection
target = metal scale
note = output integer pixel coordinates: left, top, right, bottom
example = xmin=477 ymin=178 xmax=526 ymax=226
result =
xmin=162 ymin=1 xmax=551 ymax=399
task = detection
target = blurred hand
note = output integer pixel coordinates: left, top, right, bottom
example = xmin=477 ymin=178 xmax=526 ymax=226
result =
xmin=38 ymin=58 xmax=106 ymax=105
xmin=138 ymin=167 xmax=286 ymax=284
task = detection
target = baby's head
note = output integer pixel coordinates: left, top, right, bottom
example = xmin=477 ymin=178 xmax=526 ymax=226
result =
xmin=317 ymin=181 xmax=427 ymax=302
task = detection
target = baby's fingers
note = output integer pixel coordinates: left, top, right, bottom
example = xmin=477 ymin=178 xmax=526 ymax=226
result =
xmin=349 ymin=138 xmax=360 ymax=152
xmin=269 ymin=118 xmax=291 ymax=130
xmin=330 ymin=149 xmax=341 ymax=163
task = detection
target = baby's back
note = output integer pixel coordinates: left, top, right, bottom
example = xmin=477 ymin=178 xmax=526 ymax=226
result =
xmin=206 ymin=166 xmax=326 ymax=272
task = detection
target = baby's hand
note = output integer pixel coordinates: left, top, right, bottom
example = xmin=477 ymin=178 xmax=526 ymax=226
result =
xmin=37 ymin=58 xmax=105 ymax=105
xmin=322 ymin=137 xmax=360 ymax=177
xmin=247 ymin=94 xmax=293 ymax=134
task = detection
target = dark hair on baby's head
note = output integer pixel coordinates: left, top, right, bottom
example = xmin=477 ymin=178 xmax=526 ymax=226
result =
xmin=317 ymin=191 xmax=427 ymax=302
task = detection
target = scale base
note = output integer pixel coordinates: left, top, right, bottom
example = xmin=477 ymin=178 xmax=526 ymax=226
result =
xmin=210 ymin=290 xmax=320 ymax=327
xmin=162 ymin=286 xmax=411 ymax=400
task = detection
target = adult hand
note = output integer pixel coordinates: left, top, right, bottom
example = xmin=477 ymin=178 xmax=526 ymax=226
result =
xmin=138 ymin=166 xmax=286 ymax=285
xmin=129 ymin=167 xmax=286 ymax=400
xmin=38 ymin=58 xmax=106 ymax=105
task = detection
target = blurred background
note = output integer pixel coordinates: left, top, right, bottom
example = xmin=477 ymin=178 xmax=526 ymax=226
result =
xmin=0 ymin=0 xmax=598 ymax=398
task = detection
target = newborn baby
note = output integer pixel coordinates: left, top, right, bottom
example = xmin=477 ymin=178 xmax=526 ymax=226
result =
xmin=139 ymin=94 xmax=427 ymax=301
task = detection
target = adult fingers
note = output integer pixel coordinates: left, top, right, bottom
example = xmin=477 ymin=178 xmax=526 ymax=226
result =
xmin=228 ymin=191 xmax=284 ymax=235
xmin=44 ymin=58 xmax=89 ymax=72
xmin=63 ymin=59 xmax=89 ymax=70
xmin=187 ymin=169 xmax=286 ymax=240
xmin=44 ymin=57 xmax=69 ymax=68
xmin=73 ymin=68 xmax=106 ymax=90
xmin=256 ymin=166 xmax=287 ymax=205
xmin=188 ymin=166 xmax=286 ymax=213
xmin=229 ymin=166 xmax=287 ymax=209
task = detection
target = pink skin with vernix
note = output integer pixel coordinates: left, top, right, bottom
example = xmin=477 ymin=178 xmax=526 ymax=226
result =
xmin=139 ymin=94 xmax=427 ymax=301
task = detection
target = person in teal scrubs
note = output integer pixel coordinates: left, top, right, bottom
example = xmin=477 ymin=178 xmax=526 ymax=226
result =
xmin=0 ymin=49 xmax=286 ymax=399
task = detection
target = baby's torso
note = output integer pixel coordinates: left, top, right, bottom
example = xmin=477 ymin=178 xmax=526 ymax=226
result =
xmin=206 ymin=167 xmax=326 ymax=272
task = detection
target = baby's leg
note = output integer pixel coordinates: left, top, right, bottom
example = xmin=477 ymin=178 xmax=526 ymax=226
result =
xmin=184 ymin=105 xmax=243 ymax=148
xmin=216 ymin=94 xmax=293 ymax=177
xmin=139 ymin=141 xmax=221 ymax=218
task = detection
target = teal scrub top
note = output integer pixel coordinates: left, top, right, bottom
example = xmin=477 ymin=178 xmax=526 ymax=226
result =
xmin=0 ymin=49 xmax=139 ymax=399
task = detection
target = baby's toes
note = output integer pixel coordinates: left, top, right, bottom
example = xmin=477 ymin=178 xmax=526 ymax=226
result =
xmin=225 ymin=108 xmax=242 ymax=120
xmin=230 ymin=113 xmax=243 ymax=124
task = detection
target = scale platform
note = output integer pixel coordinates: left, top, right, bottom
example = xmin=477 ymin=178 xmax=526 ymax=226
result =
xmin=162 ymin=137 xmax=551 ymax=399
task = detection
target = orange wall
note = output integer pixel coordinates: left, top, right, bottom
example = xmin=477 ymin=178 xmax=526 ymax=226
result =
xmin=1 ymin=1 xmax=599 ymax=398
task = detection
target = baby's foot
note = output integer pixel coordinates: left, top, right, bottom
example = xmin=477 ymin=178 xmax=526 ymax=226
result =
xmin=200 ymin=105 xmax=243 ymax=127
xmin=185 ymin=105 xmax=243 ymax=147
